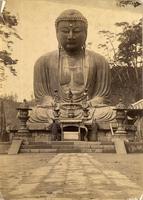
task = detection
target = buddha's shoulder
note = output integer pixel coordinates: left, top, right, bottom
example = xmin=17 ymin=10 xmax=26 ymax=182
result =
xmin=86 ymin=50 xmax=108 ymax=63
xmin=35 ymin=50 xmax=58 ymax=64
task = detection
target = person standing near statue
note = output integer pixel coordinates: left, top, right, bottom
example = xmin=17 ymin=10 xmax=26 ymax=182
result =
xmin=49 ymin=119 xmax=61 ymax=141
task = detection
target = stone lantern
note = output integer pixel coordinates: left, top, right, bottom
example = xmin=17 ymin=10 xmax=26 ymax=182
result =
xmin=114 ymin=99 xmax=127 ymax=135
xmin=17 ymin=99 xmax=32 ymax=134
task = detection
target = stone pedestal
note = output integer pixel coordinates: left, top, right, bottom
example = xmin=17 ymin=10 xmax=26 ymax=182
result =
xmin=14 ymin=132 xmax=32 ymax=144
xmin=112 ymin=136 xmax=127 ymax=154
xmin=113 ymin=99 xmax=128 ymax=141
xmin=15 ymin=100 xmax=32 ymax=144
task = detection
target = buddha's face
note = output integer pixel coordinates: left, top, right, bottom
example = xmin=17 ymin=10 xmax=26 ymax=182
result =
xmin=56 ymin=21 xmax=87 ymax=52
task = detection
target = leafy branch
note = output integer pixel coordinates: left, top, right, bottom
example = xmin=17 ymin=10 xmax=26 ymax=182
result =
xmin=98 ymin=19 xmax=142 ymax=102
xmin=0 ymin=10 xmax=22 ymax=85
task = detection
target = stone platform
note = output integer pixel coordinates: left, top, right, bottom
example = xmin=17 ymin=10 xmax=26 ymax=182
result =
xmin=1 ymin=141 xmax=143 ymax=154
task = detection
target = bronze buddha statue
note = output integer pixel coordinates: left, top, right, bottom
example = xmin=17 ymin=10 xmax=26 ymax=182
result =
xmin=29 ymin=9 xmax=116 ymax=126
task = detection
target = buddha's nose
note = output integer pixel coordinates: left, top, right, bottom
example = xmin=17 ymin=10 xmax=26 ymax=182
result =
xmin=68 ymin=30 xmax=74 ymax=39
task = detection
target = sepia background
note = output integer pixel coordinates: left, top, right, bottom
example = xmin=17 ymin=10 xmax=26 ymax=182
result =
xmin=0 ymin=2 xmax=143 ymax=199
xmin=1 ymin=0 xmax=142 ymax=101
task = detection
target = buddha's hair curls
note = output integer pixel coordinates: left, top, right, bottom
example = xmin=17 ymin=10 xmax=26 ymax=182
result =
xmin=55 ymin=9 xmax=88 ymax=29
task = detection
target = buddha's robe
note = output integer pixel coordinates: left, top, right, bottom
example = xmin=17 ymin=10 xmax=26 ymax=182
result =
xmin=29 ymin=50 xmax=116 ymax=124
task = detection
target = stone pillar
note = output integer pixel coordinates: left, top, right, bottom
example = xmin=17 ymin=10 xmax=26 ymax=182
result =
xmin=113 ymin=99 xmax=128 ymax=154
xmin=114 ymin=99 xmax=128 ymax=139
xmin=16 ymin=99 xmax=32 ymax=143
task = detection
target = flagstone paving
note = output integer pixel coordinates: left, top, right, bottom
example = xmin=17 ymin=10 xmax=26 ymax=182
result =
xmin=0 ymin=153 xmax=142 ymax=200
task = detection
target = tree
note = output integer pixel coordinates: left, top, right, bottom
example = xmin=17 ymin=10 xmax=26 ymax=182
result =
xmin=98 ymin=19 xmax=142 ymax=104
xmin=116 ymin=20 xmax=142 ymax=66
xmin=116 ymin=0 xmax=142 ymax=7
xmin=98 ymin=30 xmax=117 ymax=67
xmin=0 ymin=94 xmax=20 ymax=134
xmin=115 ymin=20 xmax=142 ymax=81
xmin=0 ymin=9 xmax=22 ymax=84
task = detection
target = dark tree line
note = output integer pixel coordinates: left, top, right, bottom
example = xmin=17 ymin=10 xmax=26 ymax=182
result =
xmin=98 ymin=19 xmax=142 ymax=104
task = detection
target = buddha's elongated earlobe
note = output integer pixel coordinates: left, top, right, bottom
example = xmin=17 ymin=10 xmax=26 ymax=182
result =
xmin=82 ymin=43 xmax=86 ymax=49
xmin=58 ymin=41 xmax=62 ymax=50
xmin=81 ymin=43 xmax=86 ymax=57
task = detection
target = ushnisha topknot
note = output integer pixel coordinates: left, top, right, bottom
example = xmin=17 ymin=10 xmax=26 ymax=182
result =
xmin=55 ymin=9 xmax=88 ymax=29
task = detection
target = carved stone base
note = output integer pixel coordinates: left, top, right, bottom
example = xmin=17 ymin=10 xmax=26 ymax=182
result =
xmin=13 ymin=132 xmax=32 ymax=144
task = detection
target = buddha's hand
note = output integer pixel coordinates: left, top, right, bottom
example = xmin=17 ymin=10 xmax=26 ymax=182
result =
xmin=38 ymin=96 xmax=55 ymax=108
xmin=89 ymin=96 xmax=106 ymax=107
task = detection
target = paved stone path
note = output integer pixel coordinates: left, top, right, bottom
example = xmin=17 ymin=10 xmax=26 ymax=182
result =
xmin=2 ymin=153 xmax=143 ymax=200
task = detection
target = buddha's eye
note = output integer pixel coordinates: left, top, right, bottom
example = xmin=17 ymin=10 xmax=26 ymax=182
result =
xmin=73 ymin=28 xmax=81 ymax=33
xmin=61 ymin=29 xmax=69 ymax=33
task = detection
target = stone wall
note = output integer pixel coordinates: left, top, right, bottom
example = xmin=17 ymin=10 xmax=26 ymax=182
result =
xmin=0 ymin=142 xmax=10 ymax=154
xmin=125 ymin=142 xmax=143 ymax=153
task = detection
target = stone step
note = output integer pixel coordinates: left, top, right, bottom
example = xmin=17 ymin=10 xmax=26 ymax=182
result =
xmin=21 ymin=144 xmax=115 ymax=150
xmin=74 ymin=144 xmax=115 ymax=149
xmin=21 ymin=144 xmax=75 ymax=149
xmin=29 ymin=141 xmax=75 ymax=145
xmin=51 ymin=141 xmax=75 ymax=145
xmin=56 ymin=149 xmax=81 ymax=153
xmin=20 ymin=146 xmax=116 ymax=153
xmin=80 ymin=149 xmax=103 ymax=153
xmin=20 ymin=141 xmax=116 ymax=153
xmin=102 ymin=148 xmax=115 ymax=153
xmin=21 ymin=145 xmax=53 ymax=149
xmin=20 ymin=148 xmax=116 ymax=153
xmin=20 ymin=149 xmax=58 ymax=153
xmin=100 ymin=141 xmax=114 ymax=145
xmin=28 ymin=141 xmax=114 ymax=145
xmin=29 ymin=142 xmax=51 ymax=145
xmin=20 ymin=148 xmax=81 ymax=153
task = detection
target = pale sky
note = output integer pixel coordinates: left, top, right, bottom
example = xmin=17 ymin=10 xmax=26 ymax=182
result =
xmin=1 ymin=0 xmax=142 ymax=101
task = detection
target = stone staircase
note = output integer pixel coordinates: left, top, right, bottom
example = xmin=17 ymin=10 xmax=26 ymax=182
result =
xmin=20 ymin=141 xmax=116 ymax=153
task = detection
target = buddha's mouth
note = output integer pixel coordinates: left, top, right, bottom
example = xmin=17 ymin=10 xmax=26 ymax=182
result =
xmin=67 ymin=42 xmax=76 ymax=45
xmin=66 ymin=43 xmax=77 ymax=48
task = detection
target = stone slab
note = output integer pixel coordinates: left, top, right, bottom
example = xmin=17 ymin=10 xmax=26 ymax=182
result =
xmin=113 ymin=138 xmax=127 ymax=154
xmin=125 ymin=142 xmax=143 ymax=153
xmin=63 ymin=132 xmax=79 ymax=141
xmin=8 ymin=139 xmax=22 ymax=155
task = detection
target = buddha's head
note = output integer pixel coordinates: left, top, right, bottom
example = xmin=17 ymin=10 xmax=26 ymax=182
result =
xmin=55 ymin=9 xmax=88 ymax=53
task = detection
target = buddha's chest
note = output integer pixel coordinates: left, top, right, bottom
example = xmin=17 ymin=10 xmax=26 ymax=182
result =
xmin=59 ymin=54 xmax=89 ymax=94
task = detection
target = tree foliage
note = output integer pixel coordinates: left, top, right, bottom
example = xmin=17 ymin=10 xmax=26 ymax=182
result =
xmin=116 ymin=20 xmax=142 ymax=69
xmin=116 ymin=0 xmax=142 ymax=7
xmin=0 ymin=10 xmax=22 ymax=83
xmin=0 ymin=94 xmax=20 ymax=138
xmin=98 ymin=19 xmax=142 ymax=104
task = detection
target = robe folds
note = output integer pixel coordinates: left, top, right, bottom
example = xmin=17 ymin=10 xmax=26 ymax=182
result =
xmin=34 ymin=50 xmax=111 ymax=104
xmin=29 ymin=50 xmax=116 ymax=124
